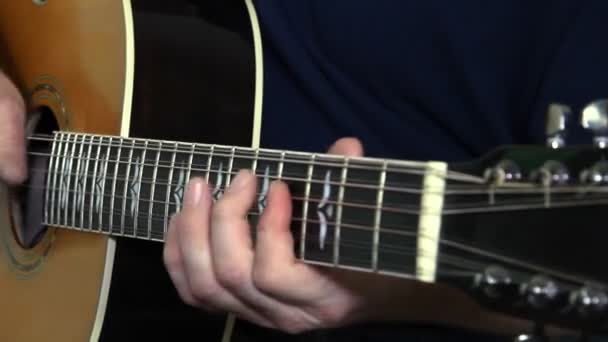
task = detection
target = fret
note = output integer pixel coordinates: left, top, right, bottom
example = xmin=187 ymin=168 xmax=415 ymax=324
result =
xmin=226 ymin=146 xmax=236 ymax=186
xmin=70 ymin=134 xmax=86 ymax=228
xmin=333 ymin=158 xmax=349 ymax=266
xmin=277 ymin=151 xmax=285 ymax=180
xmin=64 ymin=133 xmax=78 ymax=227
xmin=300 ymin=154 xmax=315 ymax=260
xmin=50 ymin=132 xmax=65 ymax=225
xmin=132 ymin=141 xmax=148 ymax=238
xmin=97 ymin=137 xmax=112 ymax=231
xmin=163 ymin=141 xmax=177 ymax=236
xmin=44 ymin=132 xmax=60 ymax=224
xmin=337 ymin=159 xmax=384 ymax=269
xmin=299 ymin=154 xmax=350 ymax=265
xmin=108 ymin=137 xmax=124 ymax=234
xmin=58 ymin=133 xmax=71 ymax=225
xmin=147 ymin=141 xmax=164 ymax=239
xmin=209 ymin=146 xmax=233 ymax=201
xmin=88 ymin=136 xmax=104 ymax=231
xmin=371 ymin=161 xmax=388 ymax=271
xmin=205 ymin=145 xmax=215 ymax=183
xmin=79 ymin=135 xmax=94 ymax=228
xmin=185 ymin=143 xmax=196 ymax=184
xmin=377 ymin=162 xmax=426 ymax=276
xmin=120 ymin=139 xmax=136 ymax=236
xmin=251 ymin=148 xmax=259 ymax=175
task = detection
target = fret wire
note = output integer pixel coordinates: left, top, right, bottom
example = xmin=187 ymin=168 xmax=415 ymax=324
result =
xmin=300 ymin=154 xmax=316 ymax=260
xmin=80 ymin=135 xmax=94 ymax=229
xmin=205 ymin=145 xmax=215 ymax=183
xmin=226 ymin=146 xmax=237 ymax=186
xmin=147 ymin=141 xmax=161 ymax=239
xmin=71 ymin=134 xmax=86 ymax=229
xmin=252 ymin=148 xmax=259 ymax=174
xmin=333 ymin=157 xmax=349 ymax=266
xmin=108 ymin=137 xmax=124 ymax=233
xmin=88 ymin=136 xmax=103 ymax=231
xmin=98 ymin=137 xmax=112 ymax=229
xmin=136 ymin=141 xmax=148 ymax=238
xmin=60 ymin=133 xmax=75 ymax=225
xmin=186 ymin=143 xmax=196 ymax=185
xmin=372 ymin=161 xmax=388 ymax=272
xmin=278 ymin=151 xmax=286 ymax=181
xmin=164 ymin=141 xmax=176 ymax=234
xmin=120 ymin=139 xmax=136 ymax=236
xmin=44 ymin=132 xmax=59 ymax=224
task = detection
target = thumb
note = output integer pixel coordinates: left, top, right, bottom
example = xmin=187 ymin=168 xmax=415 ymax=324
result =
xmin=327 ymin=137 xmax=363 ymax=157
xmin=0 ymin=72 xmax=27 ymax=184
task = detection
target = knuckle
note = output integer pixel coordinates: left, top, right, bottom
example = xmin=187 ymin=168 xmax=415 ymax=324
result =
xmin=252 ymin=266 xmax=280 ymax=294
xmin=216 ymin=265 xmax=249 ymax=290
xmin=190 ymin=278 xmax=221 ymax=302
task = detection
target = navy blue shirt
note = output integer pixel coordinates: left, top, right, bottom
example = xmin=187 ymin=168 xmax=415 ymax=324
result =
xmin=251 ymin=1 xmax=608 ymax=341
xmin=256 ymin=1 xmax=608 ymax=162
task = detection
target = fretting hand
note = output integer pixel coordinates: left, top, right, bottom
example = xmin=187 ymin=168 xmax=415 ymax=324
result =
xmin=162 ymin=138 xmax=385 ymax=333
xmin=0 ymin=71 xmax=27 ymax=185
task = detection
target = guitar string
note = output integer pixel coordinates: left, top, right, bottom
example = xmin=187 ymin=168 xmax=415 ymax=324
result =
xmin=27 ymin=134 xmax=483 ymax=183
xmin=25 ymin=150 xmax=608 ymax=198
xmin=41 ymin=192 xmax=595 ymax=286
xmin=21 ymin=180 xmax=608 ymax=223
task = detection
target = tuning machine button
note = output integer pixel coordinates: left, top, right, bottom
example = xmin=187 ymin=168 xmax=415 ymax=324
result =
xmin=546 ymin=103 xmax=572 ymax=148
xmin=581 ymin=99 xmax=608 ymax=148
xmin=580 ymin=160 xmax=608 ymax=185
xmin=474 ymin=265 xmax=516 ymax=299
xmin=569 ymin=286 xmax=608 ymax=318
xmin=530 ymin=161 xmax=570 ymax=186
xmin=520 ymin=275 xmax=560 ymax=309
xmin=483 ymin=160 xmax=523 ymax=185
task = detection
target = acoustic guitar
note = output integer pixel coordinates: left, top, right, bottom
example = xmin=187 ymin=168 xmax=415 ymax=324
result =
xmin=2 ymin=1 xmax=607 ymax=341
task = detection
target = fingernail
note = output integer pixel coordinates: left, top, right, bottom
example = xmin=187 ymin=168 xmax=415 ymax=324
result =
xmin=184 ymin=179 xmax=203 ymax=208
xmin=227 ymin=169 xmax=251 ymax=193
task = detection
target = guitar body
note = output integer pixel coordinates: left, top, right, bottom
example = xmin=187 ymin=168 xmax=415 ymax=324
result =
xmin=0 ymin=1 xmax=260 ymax=341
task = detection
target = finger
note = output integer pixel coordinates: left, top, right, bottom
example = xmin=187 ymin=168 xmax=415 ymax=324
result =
xmin=327 ymin=137 xmax=363 ymax=157
xmin=176 ymin=178 xmax=230 ymax=309
xmin=163 ymin=214 xmax=199 ymax=307
xmin=253 ymin=180 xmax=323 ymax=302
xmin=0 ymin=72 xmax=26 ymax=184
xmin=210 ymin=169 xmax=257 ymax=293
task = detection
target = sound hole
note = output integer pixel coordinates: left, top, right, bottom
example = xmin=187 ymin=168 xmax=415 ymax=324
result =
xmin=10 ymin=106 xmax=57 ymax=249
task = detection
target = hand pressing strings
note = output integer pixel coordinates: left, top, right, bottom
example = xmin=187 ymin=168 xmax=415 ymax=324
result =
xmin=162 ymin=138 xmax=386 ymax=333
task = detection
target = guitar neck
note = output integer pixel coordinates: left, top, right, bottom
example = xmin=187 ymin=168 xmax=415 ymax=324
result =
xmin=39 ymin=131 xmax=449 ymax=281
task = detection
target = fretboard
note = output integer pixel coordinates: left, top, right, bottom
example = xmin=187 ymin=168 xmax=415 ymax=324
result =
xmin=42 ymin=132 xmax=447 ymax=280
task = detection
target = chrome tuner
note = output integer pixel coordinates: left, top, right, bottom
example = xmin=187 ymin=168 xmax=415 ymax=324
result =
xmin=581 ymin=99 xmax=608 ymax=148
xmin=546 ymin=103 xmax=572 ymax=148
xmin=569 ymin=286 xmax=608 ymax=318
xmin=483 ymin=159 xmax=522 ymax=185
xmin=521 ymin=275 xmax=559 ymax=309
xmin=580 ymin=160 xmax=608 ymax=185
xmin=474 ymin=265 xmax=513 ymax=299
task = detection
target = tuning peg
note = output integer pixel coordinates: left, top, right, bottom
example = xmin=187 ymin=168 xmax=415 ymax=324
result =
xmin=569 ymin=286 xmax=608 ymax=319
xmin=521 ymin=275 xmax=560 ymax=309
xmin=546 ymin=103 xmax=572 ymax=148
xmin=581 ymin=99 xmax=608 ymax=148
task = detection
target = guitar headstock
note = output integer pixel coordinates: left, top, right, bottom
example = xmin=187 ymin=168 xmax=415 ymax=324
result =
xmin=443 ymin=100 xmax=608 ymax=336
